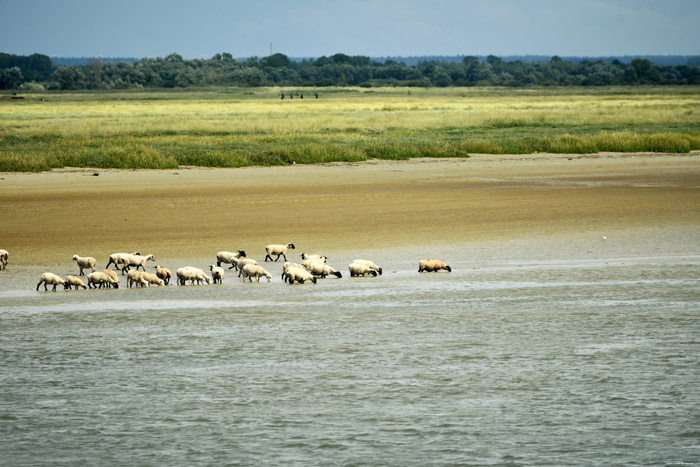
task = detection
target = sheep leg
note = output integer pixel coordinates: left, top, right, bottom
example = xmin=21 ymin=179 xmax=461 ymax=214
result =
xmin=36 ymin=281 xmax=43 ymax=291
xmin=265 ymin=254 xmax=272 ymax=262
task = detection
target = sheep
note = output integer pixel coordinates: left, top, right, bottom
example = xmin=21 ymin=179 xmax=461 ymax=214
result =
xmin=284 ymin=266 xmax=317 ymax=284
xmin=126 ymin=269 xmax=149 ymax=288
xmin=301 ymin=257 xmax=326 ymax=270
xmin=216 ymin=250 xmax=247 ymax=270
xmin=87 ymin=271 xmax=119 ymax=289
xmin=0 ymin=249 xmax=8 ymax=270
xmin=352 ymin=259 xmax=383 ymax=275
xmin=72 ymin=254 xmax=97 ymax=275
xmin=36 ymin=272 xmax=66 ymax=291
xmin=65 ymin=275 xmax=87 ymax=290
xmin=241 ymin=263 xmax=272 ymax=283
xmin=265 ymin=243 xmax=295 ymax=262
xmin=306 ymin=261 xmax=342 ymax=279
xmin=141 ymin=271 xmax=164 ymax=287
xmin=210 ymin=265 xmax=225 ymax=284
xmin=281 ymin=261 xmax=305 ymax=281
xmin=176 ymin=267 xmax=211 ymax=286
xmin=300 ymin=253 xmax=327 ymax=263
xmin=154 ymin=265 xmax=171 ymax=285
xmin=236 ymin=258 xmax=258 ymax=277
xmin=106 ymin=251 xmax=141 ymax=271
xmin=102 ymin=269 xmax=120 ymax=288
xmin=121 ymin=254 xmax=156 ymax=274
xmin=418 ymin=259 xmax=452 ymax=273
xmin=348 ymin=262 xmax=378 ymax=277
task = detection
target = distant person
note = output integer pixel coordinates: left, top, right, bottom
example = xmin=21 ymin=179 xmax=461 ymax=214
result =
xmin=315 ymin=92 xmax=318 ymax=99
xmin=281 ymin=92 xmax=285 ymax=100
xmin=300 ymin=91 xmax=304 ymax=99
xmin=290 ymin=92 xmax=293 ymax=100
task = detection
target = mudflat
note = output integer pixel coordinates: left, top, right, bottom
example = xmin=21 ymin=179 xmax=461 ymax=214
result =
xmin=1 ymin=152 xmax=699 ymax=266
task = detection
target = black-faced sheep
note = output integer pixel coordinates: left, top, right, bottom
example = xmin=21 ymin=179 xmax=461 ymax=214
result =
xmin=36 ymin=272 xmax=66 ymax=291
xmin=241 ymin=263 xmax=272 ymax=283
xmin=352 ymin=259 xmax=382 ymax=275
xmin=348 ymin=262 xmax=378 ymax=277
xmin=87 ymin=271 xmax=119 ymax=289
xmin=216 ymin=250 xmax=247 ymax=270
xmin=72 ymin=254 xmax=97 ymax=276
xmin=65 ymin=275 xmax=87 ymax=290
xmin=210 ymin=265 xmax=225 ymax=284
xmin=284 ymin=266 xmax=317 ymax=284
xmin=300 ymin=253 xmax=327 ymax=263
xmin=102 ymin=269 xmax=119 ymax=288
xmin=281 ymin=262 xmax=305 ymax=281
xmin=265 ymin=243 xmax=295 ymax=262
xmin=106 ymin=251 xmax=141 ymax=271
xmin=418 ymin=259 xmax=452 ymax=273
xmin=154 ymin=265 xmax=171 ymax=285
xmin=0 ymin=249 xmax=8 ymax=270
xmin=306 ymin=261 xmax=342 ymax=279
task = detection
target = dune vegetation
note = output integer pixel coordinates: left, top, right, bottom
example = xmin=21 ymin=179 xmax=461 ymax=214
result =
xmin=1 ymin=86 xmax=699 ymax=172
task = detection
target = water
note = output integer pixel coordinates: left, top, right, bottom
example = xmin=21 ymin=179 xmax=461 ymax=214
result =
xmin=1 ymin=255 xmax=699 ymax=466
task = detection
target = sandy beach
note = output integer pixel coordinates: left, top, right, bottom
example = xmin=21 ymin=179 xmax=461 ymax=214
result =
xmin=1 ymin=152 xmax=699 ymax=266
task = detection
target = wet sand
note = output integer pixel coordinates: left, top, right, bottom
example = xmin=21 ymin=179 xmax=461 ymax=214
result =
xmin=1 ymin=152 xmax=699 ymax=266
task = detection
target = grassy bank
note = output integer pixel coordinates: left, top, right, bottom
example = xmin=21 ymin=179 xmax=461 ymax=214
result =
xmin=2 ymin=86 xmax=700 ymax=171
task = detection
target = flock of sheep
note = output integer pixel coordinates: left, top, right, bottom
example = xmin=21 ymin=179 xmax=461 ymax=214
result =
xmin=0 ymin=245 xmax=452 ymax=292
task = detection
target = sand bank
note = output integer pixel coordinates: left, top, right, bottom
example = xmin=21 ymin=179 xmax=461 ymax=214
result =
xmin=1 ymin=152 xmax=699 ymax=266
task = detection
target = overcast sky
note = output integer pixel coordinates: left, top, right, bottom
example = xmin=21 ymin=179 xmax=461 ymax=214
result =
xmin=2 ymin=0 xmax=699 ymax=59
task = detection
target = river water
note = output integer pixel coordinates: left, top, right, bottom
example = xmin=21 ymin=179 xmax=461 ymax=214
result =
xmin=1 ymin=253 xmax=699 ymax=466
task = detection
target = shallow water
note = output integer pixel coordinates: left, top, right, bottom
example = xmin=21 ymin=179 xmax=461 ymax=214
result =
xmin=1 ymin=255 xmax=699 ymax=466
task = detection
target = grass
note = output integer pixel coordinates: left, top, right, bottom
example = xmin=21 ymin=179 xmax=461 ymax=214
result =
xmin=1 ymin=86 xmax=700 ymax=171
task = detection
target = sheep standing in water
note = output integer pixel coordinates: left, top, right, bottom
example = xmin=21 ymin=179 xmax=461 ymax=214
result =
xmin=306 ymin=261 xmax=342 ymax=279
xmin=241 ymin=263 xmax=272 ymax=283
xmin=210 ymin=265 xmax=225 ymax=284
xmin=36 ymin=272 xmax=66 ymax=291
xmin=348 ymin=262 xmax=378 ymax=277
xmin=65 ymin=275 xmax=87 ymax=290
xmin=155 ymin=265 xmax=171 ymax=285
xmin=122 ymin=254 xmax=156 ymax=273
xmin=102 ymin=269 xmax=119 ymax=288
xmin=418 ymin=259 xmax=451 ymax=273
xmin=265 ymin=243 xmax=295 ymax=262
xmin=300 ymin=253 xmax=327 ymax=263
xmin=72 ymin=255 xmax=97 ymax=276
xmin=126 ymin=269 xmax=149 ymax=288
xmin=176 ymin=267 xmax=211 ymax=286
xmin=0 ymin=249 xmax=8 ymax=270
xmin=141 ymin=272 xmax=165 ymax=287
xmin=87 ymin=271 xmax=119 ymax=289
xmin=281 ymin=262 xmax=305 ymax=281
xmin=105 ymin=252 xmax=141 ymax=271
xmin=352 ymin=259 xmax=382 ymax=275
xmin=216 ymin=250 xmax=246 ymax=270
xmin=284 ymin=266 xmax=317 ymax=284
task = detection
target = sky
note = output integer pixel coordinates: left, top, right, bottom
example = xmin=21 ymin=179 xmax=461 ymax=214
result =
xmin=1 ymin=0 xmax=699 ymax=59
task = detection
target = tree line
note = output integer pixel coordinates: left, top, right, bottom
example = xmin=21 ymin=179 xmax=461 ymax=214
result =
xmin=2 ymin=52 xmax=700 ymax=91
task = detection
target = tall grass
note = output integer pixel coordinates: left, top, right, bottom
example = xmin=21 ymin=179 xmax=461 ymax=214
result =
xmin=1 ymin=86 xmax=699 ymax=171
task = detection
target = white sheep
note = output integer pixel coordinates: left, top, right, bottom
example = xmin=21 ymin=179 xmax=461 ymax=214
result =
xmin=352 ymin=259 xmax=383 ymax=275
xmin=102 ymin=269 xmax=120 ymax=288
xmin=176 ymin=267 xmax=211 ymax=286
xmin=36 ymin=272 xmax=66 ymax=291
xmin=241 ymin=263 xmax=272 ymax=283
xmin=348 ymin=262 xmax=378 ymax=277
xmin=87 ymin=271 xmax=119 ymax=289
xmin=210 ymin=265 xmax=225 ymax=284
xmin=306 ymin=261 xmax=343 ymax=279
xmin=105 ymin=251 xmax=141 ymax=271
xmin=72 ymin=254 xmax=97 ymax=276
xmin=281 ymin=261 xmax=305 ymax=281
xmin=284 ymin=266 xmax=317 ymax=284
xmin=236 ymin=258 xmax=258 ymax=277
xmin=154 ymin=265 xmax=172 ymax=285
xmin=141 ymin=271 xmax=164 ymax=287
xmin=0 ymin=249 xmax=8 ymax=270
xmin=126 ymin=269 xmax=149 ymax=288
xmin=216 ymin=250 xmax=247 ymax=270
xmin=418 ymin=259 xmax=452 ymax=273
xmin=265 ymin=243 xmax=295 ymax=262
xmin=301 ymin=257 xmax=326 ymax=270
xmin=300 ymin=253 xmax=327 ymax=263
xmin=122 ymin=254 xmax=156 ymax=274
xmin=65 ymin=275 xmax=87 ymax=290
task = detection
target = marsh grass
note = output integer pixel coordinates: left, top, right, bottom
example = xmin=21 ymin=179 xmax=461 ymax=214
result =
xmin=2 ymin=86 xmax=699 ymax=171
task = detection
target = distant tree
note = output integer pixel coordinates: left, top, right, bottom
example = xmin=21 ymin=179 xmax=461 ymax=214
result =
xmin=261 ymin=53 xmax=291 ymax=69
xmin=0 ymin=66 xmax=23 ymax=89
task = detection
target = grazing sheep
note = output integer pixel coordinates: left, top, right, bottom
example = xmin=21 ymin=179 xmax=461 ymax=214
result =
xmin=126 ymin=269 xmax=149 ymax=288
xmin=241 ymin=263 xmax=272 ymax=283
xmin=418 ymin=259 xmax=452 ymax=273
xmin=122 ymin=254 xmax=156 ymax=273
xmin=236 ymin=258 xmax=258 ymax=277
xmin=141 ymin=272 xmax=164 ymax=287
xmin=216 ymin=250 xmax=247 ymax=270
xmin=210 ymin=265 xmax=225 ymax=284
xmin=306 ymin=261 xmax=342 ymax=279
xmin=176 ymin=267 xmax=211 ymax=286
xmin=87 ymin=271 xmax=119 ymax=289
xmin=102 ymin=269 xmax=119 ymax=288
xmin=106 ymin=251 xmax=141 ymax=271
xmin=0 ymin=249 xmax=8 ymax=270
xmin=265 ymin=243 xmax=295 ymax=262
xmin=352 ymin=259 xmax=383 ymax=275
xmin=36 ymin=272 xmax=66 ymax=291
xmin=154 ymin=265 xmax=171 ymax=285
xmin=281 ymin=261 xmax=305 ymax=281
xmin=284 ymin=266 xmax=317 ymax=284
xmin=300 ymin=253 xmax=327 ymax=263
xmin=301 ymin=257 xmax=326 ymax=270
xmin=65 ymin=275 xmax=87 ymax=290
xmin=72 ymin=254 xmax=97 ymax=275
xmin=348 ymin=262 xmax=378 ymax=277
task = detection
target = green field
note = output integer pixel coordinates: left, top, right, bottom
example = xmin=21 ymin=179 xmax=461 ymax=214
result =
xmin=1 ymin=86 xmax=699 ymax=172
